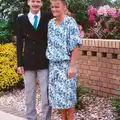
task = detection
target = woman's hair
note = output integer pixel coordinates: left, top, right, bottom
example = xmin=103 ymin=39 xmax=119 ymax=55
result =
xmin=61 ymin=0 xmax=69 ymax=6
xmin=50 ymin=0 xmax=69 ymax=6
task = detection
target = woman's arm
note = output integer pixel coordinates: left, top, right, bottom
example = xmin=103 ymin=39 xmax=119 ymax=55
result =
xmin=70 ymin=45 xmax=80 ymax=66
xmin=67 ymin=17 xmax=82 ymax=78
xmin=68 ymin=45 xmax=80 ymax=78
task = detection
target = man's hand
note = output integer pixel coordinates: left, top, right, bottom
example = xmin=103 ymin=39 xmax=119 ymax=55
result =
xmin=17 ymin=66 xmax=24 ymax=75
xmin=68 ymin=65 xmax=76 ymax=78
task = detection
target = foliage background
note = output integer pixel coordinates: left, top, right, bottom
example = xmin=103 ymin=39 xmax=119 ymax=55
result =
xmin=0 ymin=0 xmax=116 ymax=34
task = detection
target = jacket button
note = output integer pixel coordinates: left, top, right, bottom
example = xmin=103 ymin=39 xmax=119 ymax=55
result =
xmin=27 ymin=34 xmax=29 ymax=37
xmin=32 ymin=52 xmax=34 ymax=54
xmin=33 ymin=41 xmax=35 ymax=44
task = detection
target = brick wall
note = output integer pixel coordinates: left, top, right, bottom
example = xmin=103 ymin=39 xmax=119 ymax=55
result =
xmin=78 ymin=39 xmax=120 ymax=97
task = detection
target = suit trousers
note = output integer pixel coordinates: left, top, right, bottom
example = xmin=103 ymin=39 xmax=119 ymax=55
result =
xmin=24 ymin=69 xmax=52 ymax=120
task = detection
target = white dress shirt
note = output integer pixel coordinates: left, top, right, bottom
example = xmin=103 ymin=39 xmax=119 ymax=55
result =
xmin=28 ymin=11 xmax=41 ymax=27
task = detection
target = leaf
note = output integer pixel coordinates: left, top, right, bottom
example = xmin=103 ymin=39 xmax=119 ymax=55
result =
xmin=117 ymin=89 xmax=120 ymax=95
xmin=76 ymin=11 xmax=88 ymax=23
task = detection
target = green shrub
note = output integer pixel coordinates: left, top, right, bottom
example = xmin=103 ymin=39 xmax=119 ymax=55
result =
xmin=0 ymin=43 xmax=23 ymax=91
xmin=0 ymin=19 xmax=12 ymax=44
xmin=111 ymin=89 xmax=120 ymax=120
xmin=75 ymin=85 xmax=89 ymax=110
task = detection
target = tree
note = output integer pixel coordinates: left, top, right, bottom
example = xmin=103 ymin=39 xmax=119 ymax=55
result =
xmin=93 ymin=0 xmax=104 ymax=7
xmin=67 ymin=0 xmax=94 ymax=26
xmin=0 ymin=0 xmax=24 ymax=19
xmin=93 ymin=0 xmax=113 ymax=8
xmin=113 ymin=0 xmax=120 ymax=8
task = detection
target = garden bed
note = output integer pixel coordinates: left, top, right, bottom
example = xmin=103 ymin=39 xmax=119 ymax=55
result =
xmin=0 ymin=86 xmax=117 ymax=120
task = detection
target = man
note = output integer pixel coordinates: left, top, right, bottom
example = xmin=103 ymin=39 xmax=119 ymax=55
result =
xmin=16 ymin=0 xmax=53 ymax=120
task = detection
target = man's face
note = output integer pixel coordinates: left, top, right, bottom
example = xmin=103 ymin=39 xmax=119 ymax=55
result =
xmin=28 ymin=0 xmax=42 ymax=14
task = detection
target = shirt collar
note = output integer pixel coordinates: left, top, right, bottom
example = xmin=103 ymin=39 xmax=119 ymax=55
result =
xmin=28 ymin=11 xmax=41 ymax=19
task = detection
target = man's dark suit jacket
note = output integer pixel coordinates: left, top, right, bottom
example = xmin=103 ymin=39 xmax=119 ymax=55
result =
xmin=16 ymin=11 xmax=53 ymax=70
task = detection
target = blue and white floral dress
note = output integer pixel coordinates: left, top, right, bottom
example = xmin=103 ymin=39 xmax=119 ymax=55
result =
xmin=46 ymin=15 xmax=82 ymax=109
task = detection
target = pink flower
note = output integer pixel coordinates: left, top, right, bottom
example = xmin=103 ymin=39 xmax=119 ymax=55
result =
xmin=97 ymin=6 xmax=108 ymax=16
xmin=78 ymin=25 xmax=82 ymax=31
xmin=80 ymin=31 xmax=84 ymax=38
xmin=88 ymin=7 xmax=97 ymax=16
xmin=78 ymin=25 xmax=84 ymax=38
xmin=112 ymin=13 xmax=118 ymax=18
xmin=89 ymin=15 xmax=95 ymax=23
xmin=103 ymin=28 xmax=109 ymax=33
xmin=104 ymin=5 xmax=111 ymax=15
xmin=109 ymin=8 xmax=117 ymax=17
xmin=114 ymin=27 xmax=118 ymax=32
xmin=88 ymin=6 xmax=97 ymax=23
xmin=88 ymin=32 xmax=93 ymax=38
xmin=96 ymin=5 xmax=117 ymax=17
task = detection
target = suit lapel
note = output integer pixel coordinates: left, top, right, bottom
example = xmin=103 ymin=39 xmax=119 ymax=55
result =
xmin=24 ymin=13 xmax=44 ymax=31
xmin=24 ymin=14 xmax=35 ymax=30
xmin=37 ymin=11 xmax=44 ymax=30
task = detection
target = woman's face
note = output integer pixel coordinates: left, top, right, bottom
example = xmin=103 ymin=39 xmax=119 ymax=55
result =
xmin=50 ymin=0 xmax=67 ymax=17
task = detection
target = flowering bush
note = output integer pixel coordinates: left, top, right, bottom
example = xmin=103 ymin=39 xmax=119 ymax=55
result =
xmin=87 ymin=5 xmax=120 ymax=39
xmin=0 ymin=43 xmax=23 ymax=91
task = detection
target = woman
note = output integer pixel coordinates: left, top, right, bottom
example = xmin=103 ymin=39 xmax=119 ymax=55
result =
xmin=46 ymin=0 xmax=82 ymax=119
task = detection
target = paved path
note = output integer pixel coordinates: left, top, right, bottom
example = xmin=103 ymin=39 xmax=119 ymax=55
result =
xmin=0 ymin=105 xmax=26 ymax=120
xmin=0 ymin=110 xmax=26 ymax=120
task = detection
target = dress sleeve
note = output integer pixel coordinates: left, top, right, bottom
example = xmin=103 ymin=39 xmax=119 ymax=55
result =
xmin=68 ymin=18 xmax=82 ymax=52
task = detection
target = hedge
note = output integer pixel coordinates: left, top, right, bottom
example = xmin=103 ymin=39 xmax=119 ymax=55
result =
xmin=0 ymin=43 xmax=23 ymax=91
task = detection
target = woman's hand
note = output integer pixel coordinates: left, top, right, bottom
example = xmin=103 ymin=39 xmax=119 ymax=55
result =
xmin=68 ymin=45 xmax=79 ymax=78
xmin=68 ymin=65 xmax=76 ymax=78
